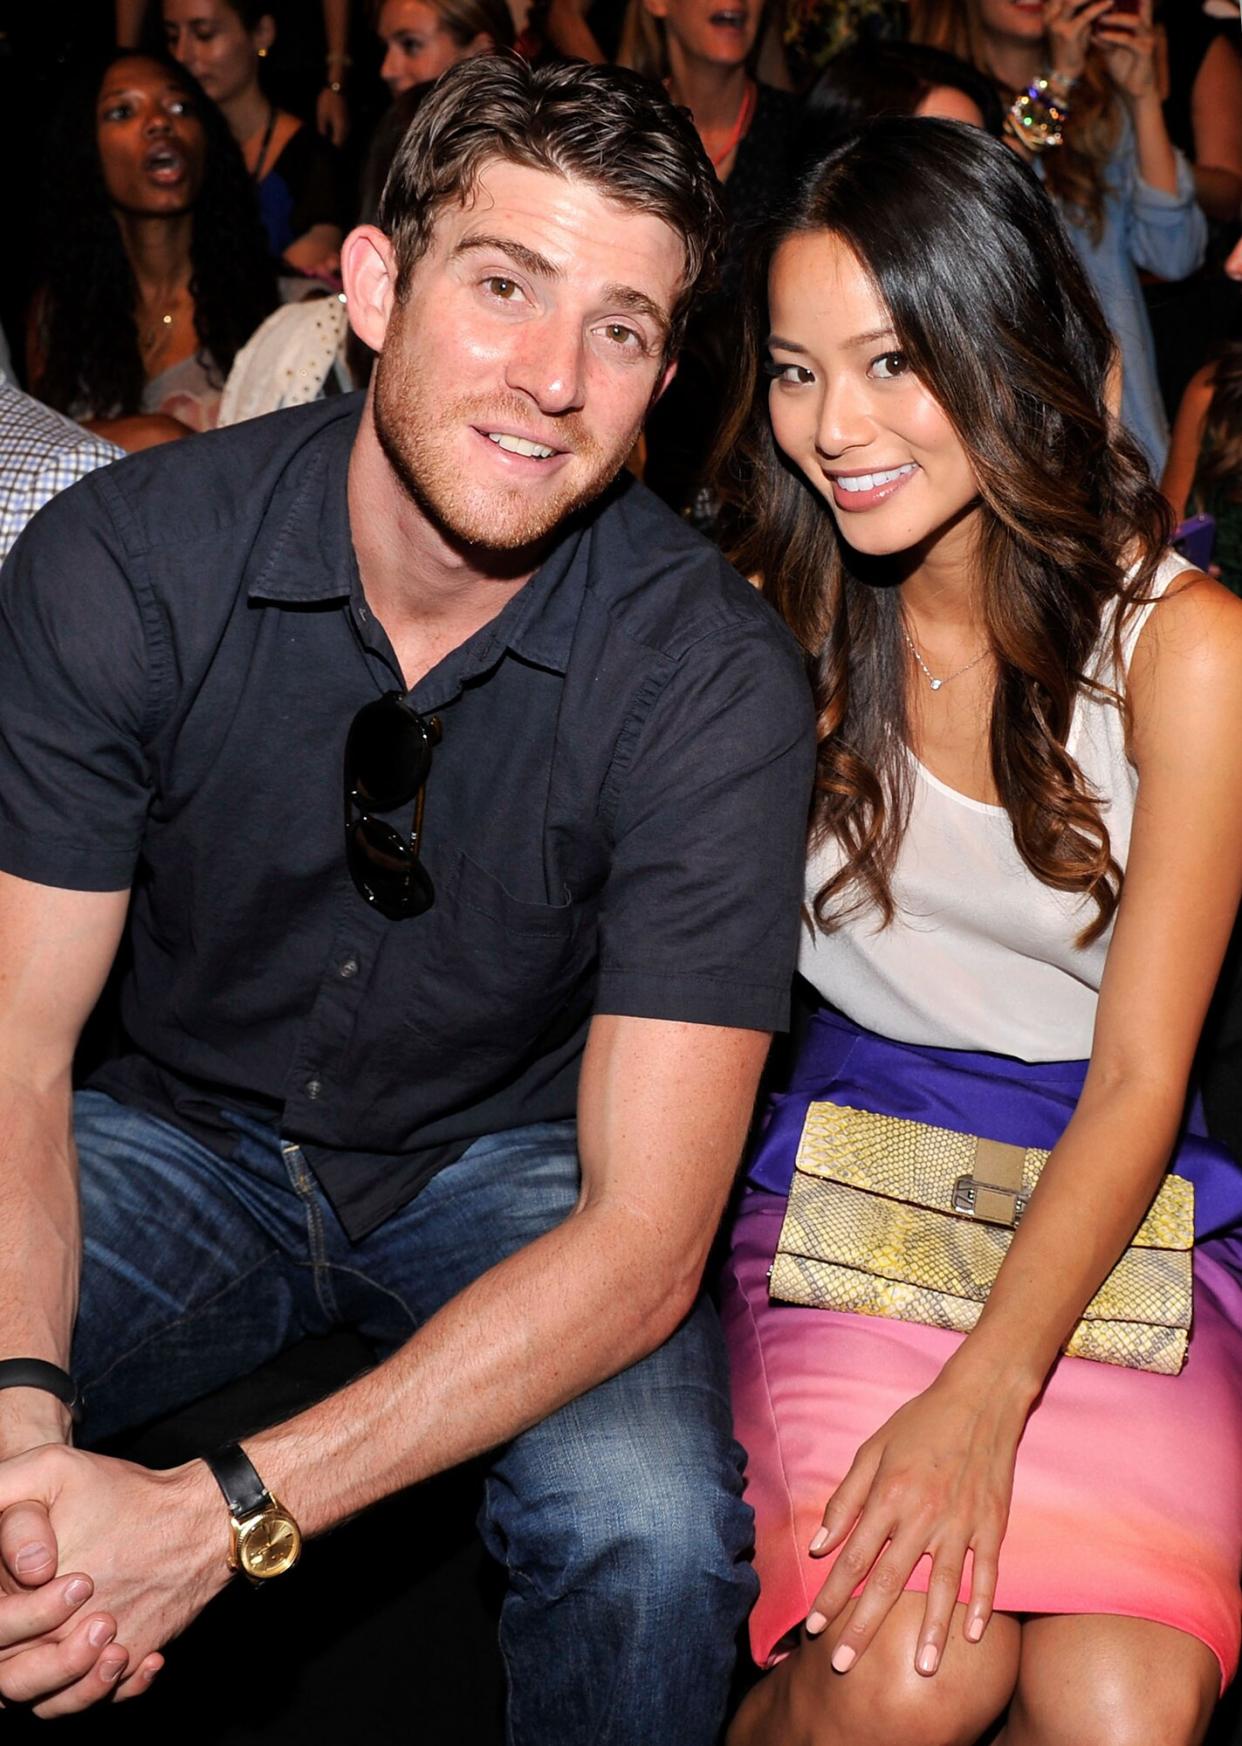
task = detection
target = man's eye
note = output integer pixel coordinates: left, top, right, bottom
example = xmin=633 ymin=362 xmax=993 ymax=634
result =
xmin=601 ymin=323 xmax=641 ymax=350
xmin=484 ymin=277 xmax=521 ymax=301
xmin=870 ymin=351 xmax=909 ymax=380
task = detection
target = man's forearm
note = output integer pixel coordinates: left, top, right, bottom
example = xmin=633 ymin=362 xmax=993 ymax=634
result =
xmin=0 ymin=1081 xmax=80 ymax=1454
xmin=245 ymin=1195 xmax=706 ymax=1539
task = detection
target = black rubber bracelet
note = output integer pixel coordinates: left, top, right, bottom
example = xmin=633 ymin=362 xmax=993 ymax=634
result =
xmin=0 ymin=1359 xmax=79 ymax=1415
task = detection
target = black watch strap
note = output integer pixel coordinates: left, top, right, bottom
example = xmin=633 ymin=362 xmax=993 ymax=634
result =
xmin=0 ymin=1359 xmax=79 ymax=1415
xmin=203 ymin=1443 xmax=271 ymax=1518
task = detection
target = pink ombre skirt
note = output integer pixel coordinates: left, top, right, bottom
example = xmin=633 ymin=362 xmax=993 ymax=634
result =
xmin=721 ymin=1012 xmax=1242 ymax=1688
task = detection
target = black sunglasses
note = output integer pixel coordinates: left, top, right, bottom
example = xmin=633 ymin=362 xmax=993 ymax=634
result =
xmin=344 ymin=691 xmax=442 ymax=919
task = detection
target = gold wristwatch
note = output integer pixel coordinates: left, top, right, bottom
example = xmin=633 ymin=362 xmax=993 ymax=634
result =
xmin=203 ymin=1443 xmax=302 ymax=1582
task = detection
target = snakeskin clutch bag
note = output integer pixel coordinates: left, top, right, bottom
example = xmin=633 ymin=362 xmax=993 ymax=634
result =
xmin=769 ymin=1101 xmax=1194 ymax=1376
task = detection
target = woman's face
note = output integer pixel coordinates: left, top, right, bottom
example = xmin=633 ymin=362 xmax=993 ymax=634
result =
xmin=377 ymin=0 xmax=483 ymax=96
xmin=163 ymin=0 xmax=270 ymax=108
xmin=96 ymin=56 xmax=207 ymax=216
xmin=642 ymin=0 xmax=761 ymax=70
xmin=976 ymin=0 xmax=1047 ymax=47
xmin=766 ymin=231 xmax=979 ymax=559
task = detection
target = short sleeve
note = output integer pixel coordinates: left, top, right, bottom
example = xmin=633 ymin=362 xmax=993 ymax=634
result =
xmin=595 ymin=622 xmax=815 ymax=1032
xmin=0 ymin=474 xmax=152 ymax=890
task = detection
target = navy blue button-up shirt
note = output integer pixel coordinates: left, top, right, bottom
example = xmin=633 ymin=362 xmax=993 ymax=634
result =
xmin=0 ymin=396 xmax=815 ymax=1239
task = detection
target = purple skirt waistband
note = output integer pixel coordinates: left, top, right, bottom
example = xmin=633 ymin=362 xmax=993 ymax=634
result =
xmin=746 ymin=1007 xmax=1242 ymax=1243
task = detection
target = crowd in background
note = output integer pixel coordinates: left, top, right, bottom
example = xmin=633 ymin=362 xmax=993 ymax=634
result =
xmin=0 ymin=0 xmax=1238 ymax=568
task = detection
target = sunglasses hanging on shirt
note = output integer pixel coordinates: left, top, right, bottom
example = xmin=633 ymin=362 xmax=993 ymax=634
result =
xmin=343 ymin=691 xmax=441 ymax=919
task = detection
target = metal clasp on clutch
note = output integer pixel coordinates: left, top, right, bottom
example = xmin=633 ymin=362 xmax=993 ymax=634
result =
xmin=951 ymin=1175 xmax=1029 ymax=1226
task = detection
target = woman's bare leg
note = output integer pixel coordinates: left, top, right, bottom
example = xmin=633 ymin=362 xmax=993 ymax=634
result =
xmin=728 ymin=1593 xmax=1022 ymax=1746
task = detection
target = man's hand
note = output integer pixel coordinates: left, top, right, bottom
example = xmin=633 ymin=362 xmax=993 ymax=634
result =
xmin=0 ymin=1447 xmax=230 ymax=1715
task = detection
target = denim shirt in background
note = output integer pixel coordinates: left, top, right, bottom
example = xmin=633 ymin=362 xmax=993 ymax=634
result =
xmin=1041 ymin=108 xmax=1206 ymax=477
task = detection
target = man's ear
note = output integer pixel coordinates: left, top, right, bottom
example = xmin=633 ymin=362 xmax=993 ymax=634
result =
xmin=650 ymin=355 xmax=679 ymax=409
xmin=341 ymin=225 xmax=400 ymax=353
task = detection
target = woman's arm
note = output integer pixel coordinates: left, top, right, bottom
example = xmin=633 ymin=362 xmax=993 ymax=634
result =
xmin=807 ymin=572 xmax=1242 ymax=1678
xmin=1161 ymin=364 xmax=1216 ymax=520
xmin=1189 ymin=34 xmax=1242 ymax=226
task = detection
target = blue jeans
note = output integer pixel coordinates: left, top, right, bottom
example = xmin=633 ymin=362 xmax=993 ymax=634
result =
xmin=70 ymin=1091 xmax=757 ymax=1746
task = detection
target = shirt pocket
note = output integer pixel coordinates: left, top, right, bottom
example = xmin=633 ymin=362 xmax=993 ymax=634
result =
xmin=396 ymin=850 xmax=598 ymax=1070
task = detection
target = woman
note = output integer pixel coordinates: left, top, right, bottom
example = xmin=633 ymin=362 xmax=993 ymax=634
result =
xmin=32 ymin=49 xmax=276 ymax=447
xmin=1163 ymin=341 xmax=1242 ymax=597
xmin=163 ymin=0 xmax=346 ymax=278
xmin=375 ymin=0 xmax=514 ymax=99
xmin=795 ymin=39 xmax=1004 ymax=162
xmin=621 ymin=0 xmax=797 ymax=517
xmin=911 ymin=0 xmax=1205 ymax=478
xmin=719 ymin=119 xmax=1242 ymax=1746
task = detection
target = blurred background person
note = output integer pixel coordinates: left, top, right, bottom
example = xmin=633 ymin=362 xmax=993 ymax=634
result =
xmin=375 ymin=0 xmax=515 ymax=97
xmin=913 ymin=0 xmax=1206 ymax=476
xmin=163 ymin=0 xmax=349 ymax=282
xmin=620 ymin=0 xmax=798 ymax=517
xmin=1163 ymin=339 xmax=1242 ymax=598
xmin=0 ymin=372 xmax=122 ymax=562
xmin=796 ymin=36 xmax=1003 ymax=161
xmin=30 ymin=49 xmax=276 ymax=448
xmin=120 ymin=0 xmax=354 ymax=144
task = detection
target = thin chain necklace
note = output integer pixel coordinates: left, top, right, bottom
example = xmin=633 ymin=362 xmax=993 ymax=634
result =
xmin=900 ymin=618 xmax=991 ymax=691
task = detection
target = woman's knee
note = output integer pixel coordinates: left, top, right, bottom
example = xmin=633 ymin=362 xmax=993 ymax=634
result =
xmin=732 ymin=1598 xmax=1020 ymax=1746
xmin=1010 ymin=1616 xmax=1219 ymax=1746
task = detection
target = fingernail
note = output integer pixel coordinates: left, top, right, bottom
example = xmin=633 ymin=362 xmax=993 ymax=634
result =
xmin=809 ymin=1528 xmax=829 ymax=1553
xmin=918 ymin=1644 xmax=939 ymax=1675
xmin=64 ymin=1577 xmax=93 ymax=1606
xmin=806 ymin=1610 xmax=828 ymax=1636
xmin=101 ymin=1659 xmax=125 ymax=1682
xmin=831 ymin=1643 xmax=856 ymax=1673
xmin=966 ymin=1616 xmax=984 ymax=1643
xmin=14 ymin=1542 xmax=49 ymax=1573
xmin=88 ymin=1618 xmax=115 ymax=1648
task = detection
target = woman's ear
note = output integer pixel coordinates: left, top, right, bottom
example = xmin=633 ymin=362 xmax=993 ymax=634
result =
xmin=340 ymin=225 xmax=400 ymax=353
xmin=254 ymin=14 xmax=277 ymax=55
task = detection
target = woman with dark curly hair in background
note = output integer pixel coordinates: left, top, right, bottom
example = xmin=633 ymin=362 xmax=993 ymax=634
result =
xmin=717 ymin=118 xmax=1242 ymax=1745
xmin=30 ymin=47 xmax=276 ymax=448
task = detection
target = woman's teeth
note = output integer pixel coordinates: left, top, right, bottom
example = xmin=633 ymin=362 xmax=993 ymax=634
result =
xmin=835 ymin=464 xmax=915 ymax=493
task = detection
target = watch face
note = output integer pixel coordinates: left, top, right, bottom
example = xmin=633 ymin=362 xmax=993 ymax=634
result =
xmin=236 ymin=1509 xmax=302 ymax=1579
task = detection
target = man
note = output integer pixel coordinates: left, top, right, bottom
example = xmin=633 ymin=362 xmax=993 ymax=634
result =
xmin=0 ymin=56 xmax=813 ymax=1739
xmin=0 ymin=371 xmax=121 ymax=560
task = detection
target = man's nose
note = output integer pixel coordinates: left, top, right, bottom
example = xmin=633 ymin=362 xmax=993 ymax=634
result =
xmin=503 ymin=315 xmax=587 ymax=417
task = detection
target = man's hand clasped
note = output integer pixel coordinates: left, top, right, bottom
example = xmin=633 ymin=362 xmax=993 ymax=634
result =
xmin=0 ymin=1447 xmax=228 ymax=1715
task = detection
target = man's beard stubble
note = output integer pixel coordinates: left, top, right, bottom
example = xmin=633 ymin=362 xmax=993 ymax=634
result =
xmin=372 ymin=337 xmax=636 ymax=555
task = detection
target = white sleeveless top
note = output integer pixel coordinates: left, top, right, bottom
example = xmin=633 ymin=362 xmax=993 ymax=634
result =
xmin=800 ymin=552 xmax=1193 ymax=1062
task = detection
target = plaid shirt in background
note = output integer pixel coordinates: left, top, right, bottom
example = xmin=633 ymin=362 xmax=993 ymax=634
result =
xmin=0 ymin=377 xmax=122 ymax=562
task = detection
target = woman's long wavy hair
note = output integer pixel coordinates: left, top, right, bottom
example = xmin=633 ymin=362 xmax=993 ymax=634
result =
xmin=910 ymin=0 xmax=1119 ymax=243
xmin=1193 ymin=342 xmax=1242 ymax=511
xmin=35 ymin=48 xmax=276 ymax=419
xmin=717 ymin=119 xmax=1171 ymax=944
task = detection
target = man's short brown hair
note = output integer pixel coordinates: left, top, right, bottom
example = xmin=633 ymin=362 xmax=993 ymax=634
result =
xmin=376 ymin=56 xmax=725 ymax=354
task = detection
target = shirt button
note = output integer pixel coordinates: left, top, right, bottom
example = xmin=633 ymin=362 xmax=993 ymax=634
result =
xmin=339 ymin=956 xmax=359 ymax=979
xmin=305 ymin=1077 xmax=323 ymax=1101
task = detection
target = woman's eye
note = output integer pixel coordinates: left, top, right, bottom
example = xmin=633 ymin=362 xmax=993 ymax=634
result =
xmin=395 ymin=33 xmax=423 ymax=51
xmin=101 ymin=102 xmax=133 ymax=121
xmin=168 ymin=97 xmax=192 ymax=115
xmin=869 ymin=351 xmax=909 ymax=381
xmin=764 ymin=360 xmax=814 ymax=385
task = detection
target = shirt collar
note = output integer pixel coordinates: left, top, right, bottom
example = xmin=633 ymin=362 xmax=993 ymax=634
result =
xmin=246 ymin=393 xmax=615 ymax=677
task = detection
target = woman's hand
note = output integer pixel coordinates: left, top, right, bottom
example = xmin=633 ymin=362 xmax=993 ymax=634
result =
xmin=805 ymin=1370 xmax=1028 ymax=1676
xmin=1092 ymin=0 xmax=1160 ymax=104
xmin=1044 ymin=0 xmax=1114 ymax=85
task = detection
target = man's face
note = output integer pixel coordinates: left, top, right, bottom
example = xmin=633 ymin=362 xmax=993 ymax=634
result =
xmin=371 ymin=161 xmax=685 ymax=552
